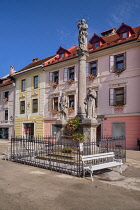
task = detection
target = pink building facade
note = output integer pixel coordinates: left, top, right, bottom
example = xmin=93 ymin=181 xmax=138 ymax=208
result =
xmin=43 ymin=23 xmax=140 ymax=149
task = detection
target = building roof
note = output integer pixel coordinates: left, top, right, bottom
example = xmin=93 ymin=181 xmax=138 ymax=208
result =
xmin=14 ymin=23 xmax=140 ymax=71
xmin=43 ymin=25 xmax=140 ymax=66
xmin=0 ymin=78 xmax=14 ymax=88
xmin=88 ymin=25 xmax=140 ymax=53
xmin=18 ymin=55 xmax=55 ymax=72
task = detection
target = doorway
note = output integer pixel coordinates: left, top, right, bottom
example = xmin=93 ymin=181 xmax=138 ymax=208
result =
xmin=23 ymin=123 xmax=34 ymax=138
xmin=0 ymin=128 xmax=9 ymax=139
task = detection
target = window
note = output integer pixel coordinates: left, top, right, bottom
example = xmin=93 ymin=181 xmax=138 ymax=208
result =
xmin=32 ymin=99 xmax=38 ymax=113
xmin=86 ymin=61 xmax=98 ymax=77
xmin=110 ymin=53 xmax=126 ymax=72
xmin=49 ymin=71 xmax=59 ymax=85
xmin=90 ymin=61 xmax=97 ymax=75
xmin=60 ymin=53 xmax=65 ymax=58
xmin=121 ymin=32 xmax=128 ymax=39
xmin=21 ymin=79 xmax=26 ymax=92
xmin=115 ymin=54 xmax=125 ymax=70
xmin=94 ymin=42 xmax=99 ymax=48
xmin=69 ymin=68 xmax=74 ymax=80
xmin=3 ymin=91 xmax=9 ymax=102
xmin=53 ymin=97 xmax=58 ymax=110
xmin=109 ymin=87 xmax=126 ymax=106
xmin=63 ymin=67 xmax=75 ymax=81
xmin=112 ymin=122 xmax=125 ymax=138
xmin=5 ymin=110 xmax=8 ymax=121
xmin=68 ymin=95 xmax=74 ymax=108
xmin=34 ymin=76 xmax=38 ymax=89
xmin=20 ymin=101 xmax=25 ymax=114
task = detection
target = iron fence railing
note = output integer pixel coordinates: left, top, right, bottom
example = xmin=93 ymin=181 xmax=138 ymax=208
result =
xmin=10 ymin=136 xmax=126 ymax=177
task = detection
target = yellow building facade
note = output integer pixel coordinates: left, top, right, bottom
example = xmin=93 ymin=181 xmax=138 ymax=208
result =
xmin=14 ymin=65 xmax=45 ymax=137
xmin=13 ymin=53 xmax=56 ymax=137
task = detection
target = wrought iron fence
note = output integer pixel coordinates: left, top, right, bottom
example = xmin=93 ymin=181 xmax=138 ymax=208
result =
xmin=10 ymin=136 xmax=126 ymax=177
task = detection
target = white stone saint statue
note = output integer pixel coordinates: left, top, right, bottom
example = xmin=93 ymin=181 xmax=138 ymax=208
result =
xmin=77 ymin=19 xmax=88 ymax=52
xmin=84 ymin=87 xmax=97 ymax=119
xmin=58 ymin=92 xmax=68 ymax=121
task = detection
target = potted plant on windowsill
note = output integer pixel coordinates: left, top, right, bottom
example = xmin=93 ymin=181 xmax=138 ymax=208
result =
xmin=115 ymin=102 xmax=124 ymax=107
xmin=52 ymin=82 xmax=57 ymax=88
xmin=3 ymin=98 xmax=8 ymax=103
xmin=87 ymin=74 xmax=97 ymax=81
xmin=68 ymin=107 xmax=74 ymax=112
xmin=67 ymin=79 xmax=74 ymax=85
xmin=115 ymin=69 xmax=124 ymax=75
xmin=51 ymin=109 xmax=58 ymax=114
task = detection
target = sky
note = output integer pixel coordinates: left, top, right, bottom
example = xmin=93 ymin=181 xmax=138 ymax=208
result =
xmin=0 ymin=0 xmax=140 ymax=78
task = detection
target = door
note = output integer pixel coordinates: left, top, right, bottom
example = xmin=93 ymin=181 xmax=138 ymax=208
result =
xmin=23 ymin=123 xmax=34 ymax=138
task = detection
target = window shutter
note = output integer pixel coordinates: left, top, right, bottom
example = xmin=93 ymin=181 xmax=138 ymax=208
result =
xmin=95 ymin=91 xmax=98 ymax=107
xmin=109 ymin=55 xmax=114 ymax=72
xmin=109 ymin=88 xmax=115 ymax=105
xmin=123 ymin=52 xmax=126 ymax=70
xmin=49 ymin=72 xmax=53 ymax=85
xmin=86 ymin=63 xmax=89 ymax=77
xmin=64 ymin=68 xmax=68 ymax=81
xmin=48 ymin=98 xmax=53 ymax=111
xmin=96 ymin=60 xmax=98 ymax=75
xmin=123 ymin=86 xmax=126 ymax=105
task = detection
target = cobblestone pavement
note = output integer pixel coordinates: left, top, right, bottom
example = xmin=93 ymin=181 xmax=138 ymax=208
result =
xmin=0 ymin=140 xmax=140 ymax=210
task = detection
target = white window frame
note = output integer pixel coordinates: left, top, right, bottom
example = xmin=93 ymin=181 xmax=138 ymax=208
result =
xmin=49 ymin=71 xmax=59 ymax=85
xmin=109 ymin=87 xmax=126 ymax=106
xmin=109 ymin=52 xmax=126 ymax=73
xmin=63 ymin=67 xmax=75 ymax=82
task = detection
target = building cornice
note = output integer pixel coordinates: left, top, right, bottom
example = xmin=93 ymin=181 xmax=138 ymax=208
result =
xmin=43 ymin=57 xmax=78 ymax=71
xmin=87 ymin=40 xmax=140 ymax=60
xmin=104 ymin=113 xmax=140 ymax=118
xmin=13 ymin=65 xmax=43 ymax=77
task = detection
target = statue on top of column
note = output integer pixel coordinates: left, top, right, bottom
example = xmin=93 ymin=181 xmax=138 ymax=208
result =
xmin=84 ymin=87 xmax=97 ymax=119
xmin=77 ymin=19 xmax=88 ymax=54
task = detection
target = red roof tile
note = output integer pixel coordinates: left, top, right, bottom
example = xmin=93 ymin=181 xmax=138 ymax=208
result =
xmin=16 ymin=24 xmax=140 ymax=70
xmin=18 ymin=55 xmax=55 ymax=72
xmin=0 ymin=79 xmax=14 ymax=87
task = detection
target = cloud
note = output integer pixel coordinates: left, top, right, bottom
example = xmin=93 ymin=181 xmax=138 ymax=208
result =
xmin=107 ymin=0 xmax=140 ymax=28
xmin=56 ymin=28 xmax=77 ymax=48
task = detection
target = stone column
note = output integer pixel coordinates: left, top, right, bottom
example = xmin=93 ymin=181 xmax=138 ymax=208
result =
xmin=77 ymin=54 xmax=87 ymax=119
xmin=76 ymin=19 xmax=89 ymax=120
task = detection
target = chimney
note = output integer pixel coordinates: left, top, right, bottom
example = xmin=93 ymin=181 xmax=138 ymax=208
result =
xmin=101 ymin=28 xmax=116 ymax=37
xmin=32 ymin=58 xmax=38 ymax=62
xmin=10 ymin=66 xmax=15 ymax=75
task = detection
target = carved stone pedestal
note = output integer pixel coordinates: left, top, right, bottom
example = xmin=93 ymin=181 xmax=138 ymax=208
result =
xmin=54 ymin=119 xmax=67 ymax=142
xmin=82 ymin=118 xmax=99 ymax=142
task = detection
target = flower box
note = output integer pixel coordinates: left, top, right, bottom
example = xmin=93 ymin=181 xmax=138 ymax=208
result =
xmin=67 ymin=79 xmax=74 ymax=85
xmin=68 ymin=107 xmax=74 ymax=112
xmin=87 ymin=74 xmax=97 ymax=81
xmin=115 ymin=69 xmax=124 ymax=75
xmin=52 ymin=82 xmax=57 ymax=88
